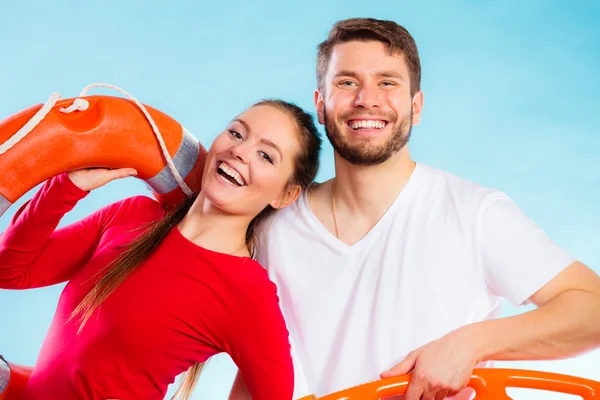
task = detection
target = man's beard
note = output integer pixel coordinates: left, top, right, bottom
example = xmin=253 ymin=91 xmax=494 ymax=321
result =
xmin=324 ymin=106 xmax=413 ymax=166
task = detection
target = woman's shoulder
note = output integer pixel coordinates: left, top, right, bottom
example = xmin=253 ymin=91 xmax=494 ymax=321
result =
xmin=229 ymin=258 xmax=279 ymax=296
xmin=100 ymin=195 xmax=165 ymax=227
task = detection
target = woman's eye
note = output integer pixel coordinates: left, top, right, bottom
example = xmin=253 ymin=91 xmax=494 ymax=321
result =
xmin=229 ymin=129 xmax=244 ymax=139
xmin=260 ymin=151 xmax=273 ymax=163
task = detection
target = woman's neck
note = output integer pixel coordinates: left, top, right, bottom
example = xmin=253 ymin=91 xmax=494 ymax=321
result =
xmin=177 ymin=193 xmax=251 ymax=257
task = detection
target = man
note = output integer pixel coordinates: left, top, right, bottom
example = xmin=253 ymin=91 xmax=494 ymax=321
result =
xmin=231 ymin=18 xmax=600 ymax=400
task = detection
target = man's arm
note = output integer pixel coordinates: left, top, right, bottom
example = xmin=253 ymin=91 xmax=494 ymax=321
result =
xmin=228 ymin=371 xmax=251 ymax=400
xmin=382 ymin=191 xmax=600 ymax=400
xmin=382 ymin=261 xmax=600 ymax=400
xmin=474 ymin=260 xmax=600 ymax=361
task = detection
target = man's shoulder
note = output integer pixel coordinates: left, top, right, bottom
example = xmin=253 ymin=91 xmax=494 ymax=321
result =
xmin=414 ymin=163 xmax=511 ymax=221
xmin=418 ymin=163 xmax=500 ymax=201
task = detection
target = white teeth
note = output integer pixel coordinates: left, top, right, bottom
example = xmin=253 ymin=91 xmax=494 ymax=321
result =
xmin=349 ymin=120 xmax=386 ymax=129
xmin=218 ymin=162 xmax=246 ymax=186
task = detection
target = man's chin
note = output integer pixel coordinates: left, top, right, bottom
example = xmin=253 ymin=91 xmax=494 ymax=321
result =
xmin=334 ymin=148 xmax=394 ymax=166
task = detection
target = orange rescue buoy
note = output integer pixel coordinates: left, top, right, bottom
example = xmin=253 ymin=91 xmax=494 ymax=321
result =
xmin=0 ymin=84 xmax=207 ymax=218
xmin=299 ymin=368 xmax=600 ymax=399
xmin=0 ymin=84 xmax=207 ymax=399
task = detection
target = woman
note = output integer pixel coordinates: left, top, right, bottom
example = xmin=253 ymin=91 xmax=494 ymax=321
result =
xmin=0 ymin=100 xmax=321 ymax=400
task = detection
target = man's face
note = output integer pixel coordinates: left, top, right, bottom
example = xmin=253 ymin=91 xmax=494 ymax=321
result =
xmin=315 ymin=40 xmax=423 ymax=166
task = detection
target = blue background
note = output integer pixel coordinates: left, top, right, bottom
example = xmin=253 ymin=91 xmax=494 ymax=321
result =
xmin=1 ymin=1 xmax=598 ymax=398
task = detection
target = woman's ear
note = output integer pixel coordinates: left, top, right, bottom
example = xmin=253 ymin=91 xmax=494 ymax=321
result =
xmin=270 ymin=184 xmax=302 ymax=209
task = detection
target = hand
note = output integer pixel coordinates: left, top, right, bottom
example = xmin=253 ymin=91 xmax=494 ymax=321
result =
xmin=380 ymin=327 xmax=482 ymax=400
xmin=67 ymin=167 xmax=137 ymax=192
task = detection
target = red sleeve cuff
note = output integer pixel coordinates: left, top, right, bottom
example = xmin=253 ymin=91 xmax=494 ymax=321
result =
xmin=54 ymin=172 xmax=90 ymax=201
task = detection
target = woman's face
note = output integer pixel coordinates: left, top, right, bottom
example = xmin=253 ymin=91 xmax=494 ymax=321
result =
xmin=201 ymin=104 xmax=302 ymax=217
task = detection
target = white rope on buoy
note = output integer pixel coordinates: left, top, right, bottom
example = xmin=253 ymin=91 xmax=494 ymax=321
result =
xmin=0 ymin=92 xmax=61 ymax=155
xmin=0 ymin=84 xmax=193 ymax=197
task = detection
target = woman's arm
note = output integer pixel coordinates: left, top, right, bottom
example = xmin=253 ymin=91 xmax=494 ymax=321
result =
xmin=0 ymin=168 xmax=136 ymax=289
xmin=225 ymin=275 xmax=294 ymax=400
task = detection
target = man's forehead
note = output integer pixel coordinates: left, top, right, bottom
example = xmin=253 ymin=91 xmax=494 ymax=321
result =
xmin=327 ymin=41 xmax=408 ymax=76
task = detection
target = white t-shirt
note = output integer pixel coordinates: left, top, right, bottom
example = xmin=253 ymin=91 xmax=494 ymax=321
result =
xmin=256 ymin=163 xmax=575 ymax=399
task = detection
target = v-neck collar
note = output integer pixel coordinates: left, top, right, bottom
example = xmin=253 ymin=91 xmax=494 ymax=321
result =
xmin=300 ymin=163 xmax=423 ymax=254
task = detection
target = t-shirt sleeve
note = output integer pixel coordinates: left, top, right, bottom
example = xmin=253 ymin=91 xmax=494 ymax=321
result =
xmin=224 ymin=270 xmax=294 ymax=400
xmin=479 ymin=191 xmax=576 ymax=306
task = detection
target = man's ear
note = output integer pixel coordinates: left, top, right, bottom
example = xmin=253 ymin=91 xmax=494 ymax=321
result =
xmin=314 ymin=89 xmax=325 ymax=125
xmin=411 ymin=90 xmax=424 ymax=126
xmin=270 ymin=184 xmax=302 ymax=209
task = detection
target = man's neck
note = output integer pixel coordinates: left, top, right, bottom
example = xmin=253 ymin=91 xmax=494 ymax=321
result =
xmin=307 ymin=147 xmax=416 ymax=245
xmin=333 ymin=147 xmax=416 ymax=219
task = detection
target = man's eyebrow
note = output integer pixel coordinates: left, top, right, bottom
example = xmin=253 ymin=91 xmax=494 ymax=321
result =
xmin=376 ymin=70 xmax=405 ymax=80
xmin=333 ymin=70 xmax=406 ymax=80
xmin=333 ymin=70 xmax=360 ymax=79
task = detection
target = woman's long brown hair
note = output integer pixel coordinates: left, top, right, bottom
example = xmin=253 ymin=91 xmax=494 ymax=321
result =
xmin=69 ymin=100 xmax=321 ymax=399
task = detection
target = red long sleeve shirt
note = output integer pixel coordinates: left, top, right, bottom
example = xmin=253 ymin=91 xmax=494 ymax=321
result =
xmin=0 ymin=173 xmax=293 ymax=400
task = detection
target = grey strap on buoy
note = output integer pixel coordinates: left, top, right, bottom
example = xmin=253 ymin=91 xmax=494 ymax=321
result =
xmin=0 ymin=194 xmax=10 ymax=218
xmin=0 ymin=355 xmax=10 ymax=394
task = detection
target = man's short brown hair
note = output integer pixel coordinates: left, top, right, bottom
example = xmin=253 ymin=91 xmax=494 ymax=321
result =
xmin=317 ymin=18 xmax=421 ymax=96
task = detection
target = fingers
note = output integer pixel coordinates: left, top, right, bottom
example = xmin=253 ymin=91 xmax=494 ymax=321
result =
xmin=66 ymin=167 xmax=138 ymax=192
xmin=95 ymin=168 xmax=138 ymax=190
xmin=106 ymin=168 xmax=138 ymax=182
xmin=409 ymin=375 xmax=439 ymax=400
xmin=407 ymin=373 xmax=453 ymax=400
xmin=434 ymin=390 xmax=449 ymax=400
xmin=381 ymin=351 xmax=418 ymax=378
xmin=414 ymin=381 xmax=449 ymax=400
xmin=404 ymin=377 xmax=424 ymax=400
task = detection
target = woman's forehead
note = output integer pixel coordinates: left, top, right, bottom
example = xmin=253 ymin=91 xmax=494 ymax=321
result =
xmin=236 ymin=105 xmax=297 ymax=139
